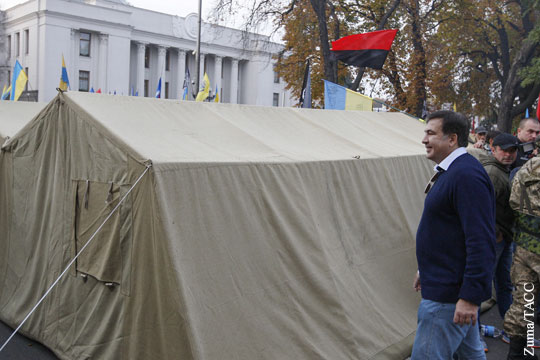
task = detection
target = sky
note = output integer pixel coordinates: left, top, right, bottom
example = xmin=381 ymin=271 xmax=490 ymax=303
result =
xmin=0 ymin=0 xmax=213 ymax=17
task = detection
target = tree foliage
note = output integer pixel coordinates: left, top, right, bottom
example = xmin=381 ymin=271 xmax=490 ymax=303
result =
xmin=434 ymin=0 xmax=540 ymax=131
xmin=210 ymin=0 xmax=540 ymax=126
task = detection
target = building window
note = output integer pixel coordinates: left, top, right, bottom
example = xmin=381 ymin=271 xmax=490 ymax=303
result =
xmin=144 ymin=47 xmax=150 ymax=68
xmin=165 ymin=50 xmax=170 ymax=71
xmin=165 ymin=82 xmax=169 ymax=99
xmin=79 ymin=71 xmax=89 ymax=91
xmin=7 ymin=35 xmax=11 ymax=58
xmin=273 ymin=67 xmax=279 ymax=84
xmin=144 ymin=79 xmax=149 ymax=97
xmin=80 ymin=32 xmax=91 ymax=56
xmin=24 ymin=29 xmax=29 ymax=54
xmin=7 ymin=71 xmax=11 ymax=84
xmin=24 ymin=67 xmax=28 ymax=91
xmin=273 ymin=93 xmax=279 ymax=107
xmin=15 ymin=32 xmax=20 ymax=56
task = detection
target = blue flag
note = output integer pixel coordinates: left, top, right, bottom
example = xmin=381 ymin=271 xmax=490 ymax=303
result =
xmin=155 ymin=77 xmax=161 ymax=98
xmin=182 ymin=68 xmax=191 ymax=100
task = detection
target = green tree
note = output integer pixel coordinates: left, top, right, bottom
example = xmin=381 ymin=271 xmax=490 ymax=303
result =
xmin=435 ymin=0 xmax=540 ymax=131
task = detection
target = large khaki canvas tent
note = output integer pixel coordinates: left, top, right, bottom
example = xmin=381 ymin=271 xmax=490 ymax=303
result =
xmin=0 ymin=92 xmax=432 ymax=359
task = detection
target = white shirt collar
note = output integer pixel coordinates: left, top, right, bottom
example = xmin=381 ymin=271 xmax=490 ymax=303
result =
xmin=435 ymin=147 xmax=467 ymax=172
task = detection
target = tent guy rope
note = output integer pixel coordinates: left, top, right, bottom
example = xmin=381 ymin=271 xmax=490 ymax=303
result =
xmin=0 ymin=163 xmax=152 ymax=353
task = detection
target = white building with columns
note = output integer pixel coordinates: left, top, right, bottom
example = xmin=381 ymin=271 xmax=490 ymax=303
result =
xmin=0 ymin=0 xmax=294 ymax=106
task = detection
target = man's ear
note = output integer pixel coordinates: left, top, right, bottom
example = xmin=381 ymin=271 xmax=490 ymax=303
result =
xmin=448 ymin=133 xmax=458 ymax=146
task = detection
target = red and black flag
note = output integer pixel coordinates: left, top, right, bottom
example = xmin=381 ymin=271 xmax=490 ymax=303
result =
xmin=330 ymin=29 xmax=398 ymax=69
xmin=537 ymin=92 xmax=540 ymax=120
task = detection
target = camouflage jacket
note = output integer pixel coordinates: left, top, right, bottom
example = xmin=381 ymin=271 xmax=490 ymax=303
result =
xmin=514 ymin=212 xmax=540 ymax=255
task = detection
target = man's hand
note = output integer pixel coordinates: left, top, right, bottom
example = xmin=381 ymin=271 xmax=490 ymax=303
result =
xmin=496 ymin=230 xmax=503 ymax=243
xmin=473 ymin=140 xmax=484 ymax=149
xmin=413 ymin=271 xmax=421 ymax=292
xmin=453 ymin=299 xmax=478 ymax=326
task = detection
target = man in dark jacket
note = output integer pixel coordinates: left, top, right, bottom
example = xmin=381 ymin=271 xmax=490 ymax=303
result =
xmin=512 ymin=118 xmax=540 ymax=169
xmin=412 ymin=111 xmax=496 ymax=359
xmin=481 ymin=133 xmax=519 ymax=319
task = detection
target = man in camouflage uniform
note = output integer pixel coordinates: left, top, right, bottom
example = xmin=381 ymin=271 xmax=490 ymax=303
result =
xmin=504 ymin=152 xmax=540 ymax=359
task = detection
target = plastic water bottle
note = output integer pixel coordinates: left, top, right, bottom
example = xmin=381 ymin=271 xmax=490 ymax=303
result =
xmin=480 ymin=324 xmax=502 ymax=338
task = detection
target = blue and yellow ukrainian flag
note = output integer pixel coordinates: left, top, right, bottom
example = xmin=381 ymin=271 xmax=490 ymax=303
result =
xmin=10 ymin=60 xmax=28 ymax=101
xmin=323 ymin=80 xmax=373 ymax=111
xmin=214 ymin=84 xmax=219 ymax=103
xmin=195 ymin=73 xmax=210 ymax=102
xmin=155 ymin=77 xmax=161 ymax=98
xmin=59 ymin=55 xmax=70 ymax=91
xmin=1 ymin=85 xmax=11 ymax=100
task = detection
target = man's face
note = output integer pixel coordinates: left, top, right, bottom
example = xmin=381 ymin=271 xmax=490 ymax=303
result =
xmin=422 ymin=118 xmax=456 ymax=164
xmin=492 ymin=145 xmax=517 ymax=166
xmin=517 ymin=120 xmax=540 ymax=143
xmin=475 ymin=132 xmax=486 ymax=142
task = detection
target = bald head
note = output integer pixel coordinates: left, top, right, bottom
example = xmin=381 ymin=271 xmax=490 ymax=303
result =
xmin=517 ymin=118 xmax=540 ymax=143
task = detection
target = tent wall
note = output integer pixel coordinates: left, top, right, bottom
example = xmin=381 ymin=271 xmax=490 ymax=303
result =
xmin=153 ymin=155 xmax=432 ymax=359
xmin=0 ymin=98 xmax=195 ymax=359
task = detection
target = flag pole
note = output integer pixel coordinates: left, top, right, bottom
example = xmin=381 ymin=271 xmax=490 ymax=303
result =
xmin=194 ymin=0 xmax=202 ymax=97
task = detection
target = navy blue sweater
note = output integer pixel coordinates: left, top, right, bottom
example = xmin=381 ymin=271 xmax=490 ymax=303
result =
xmin=416 ymin=153 xmax=496 ymax=306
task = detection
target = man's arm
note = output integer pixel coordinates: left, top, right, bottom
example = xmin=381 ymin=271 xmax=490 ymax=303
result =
xmin=453 ymin=167 xmax=496 ymax=306
xmin=413 ymin=270 xmax=421 ymax=292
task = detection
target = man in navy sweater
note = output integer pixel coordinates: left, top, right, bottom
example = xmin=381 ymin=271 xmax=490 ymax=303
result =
xmin=411 ymin=111 xmax=496 ymax=359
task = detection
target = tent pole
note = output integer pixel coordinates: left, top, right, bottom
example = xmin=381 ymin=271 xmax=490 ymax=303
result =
xmin=194 ymin=0 xmax=202 ymax=97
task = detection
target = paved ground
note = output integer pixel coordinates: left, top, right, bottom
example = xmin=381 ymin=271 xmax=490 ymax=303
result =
xmin=0 ymin=303 xmax=515 ymax=360
xmin=0 ymin=321 xmax=57 ymax=359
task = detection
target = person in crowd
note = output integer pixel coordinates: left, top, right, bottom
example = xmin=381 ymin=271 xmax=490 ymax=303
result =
xmin=412 ymin=110 xmax=496 ymax=359
xmin=512 ymin=117 xmax=540 ymax=168
xmin=468 ymin=129 xmax=502 ymax=161
xmin=504 ymin=136 xmax=540 ymax=360
xmin=473 ymin=126 xmax=488 ymax=148
xmin=480 ymin=133 xmax=517 ymax=317
xmin=485 ymin=130 xmax=502 ymax=154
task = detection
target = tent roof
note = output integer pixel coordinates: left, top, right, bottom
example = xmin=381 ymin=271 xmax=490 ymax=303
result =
xmin=62 ymin=92 xmax=426 ymax=163
xmin=0 ymin=101 xmax=46 ymax=143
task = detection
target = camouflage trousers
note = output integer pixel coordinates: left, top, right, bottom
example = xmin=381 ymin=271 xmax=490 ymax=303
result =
xmin=504 ymin=246 xmax=540 ymax=337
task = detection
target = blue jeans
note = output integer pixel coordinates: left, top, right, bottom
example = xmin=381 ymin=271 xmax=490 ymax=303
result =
xmin=412 ymin=299 xmax=485 ymax=360
xmin=493 ymin=240 xmax=513 ymax=318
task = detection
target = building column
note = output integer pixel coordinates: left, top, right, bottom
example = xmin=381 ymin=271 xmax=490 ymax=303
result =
xmin=136 ymin=43 xmax=146 ymax=96
xmin=199 ymin=53 xmax=205 ymax=85
xmin=70 ymin=29 xmax=78 ymax=90
xmin=176 ymin=49 xmax=186 ymax=99
xmin=230 ymin=58 xmax=238 ymax=104
xmin=98 ymin=33 xmax=108 ymax=93
xmin=157 ymin=45 xmax=167 ymax=97
xmin=214 ymin=56 xmax=222 ymax=100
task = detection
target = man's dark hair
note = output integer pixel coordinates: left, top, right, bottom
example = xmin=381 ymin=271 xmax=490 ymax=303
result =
xmin=486 ymin=130 xmax=501 ymax=143
xmin=426 ymin=110 xmax=470 ymax=148
xmin=519 ymin=117 xmax=539 ymax=129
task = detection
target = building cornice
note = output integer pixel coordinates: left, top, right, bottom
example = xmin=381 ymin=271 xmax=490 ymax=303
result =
xmin=43 ymin=10 xmax=134 ymax=33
